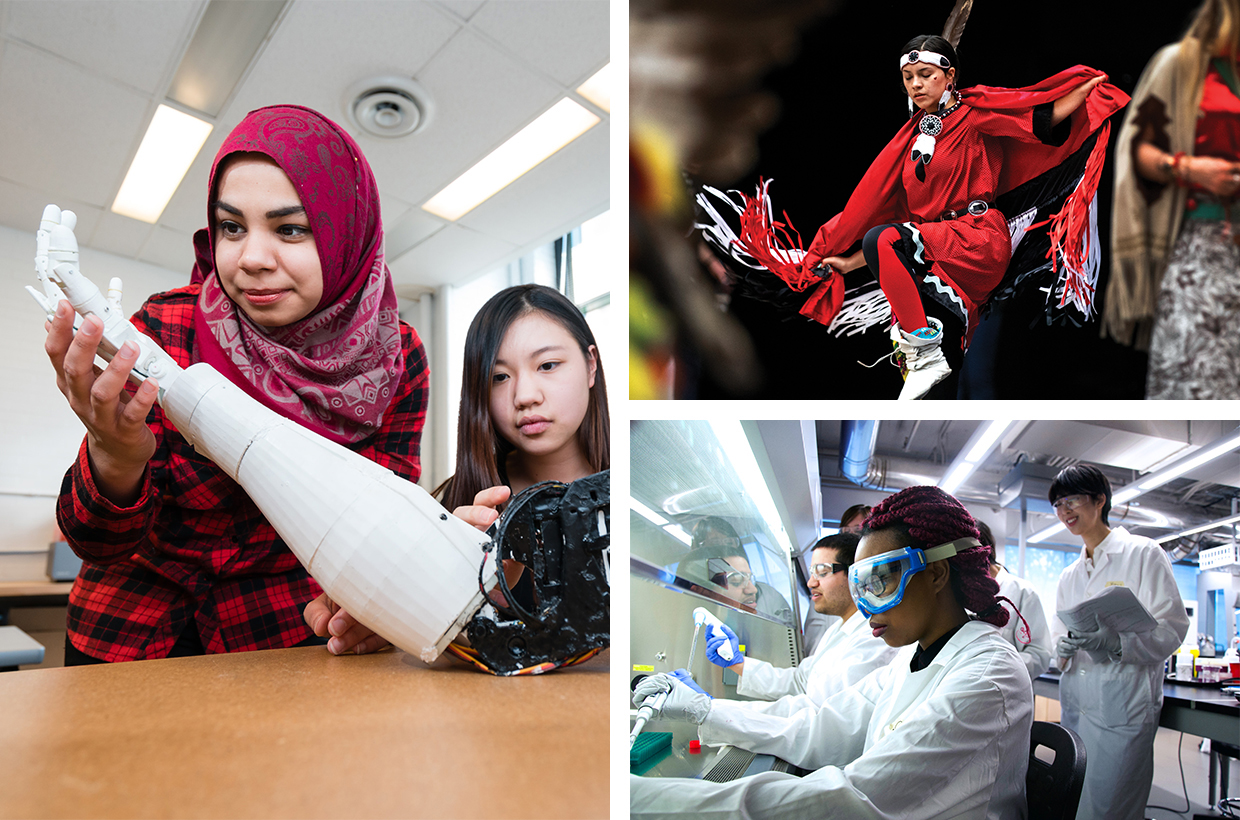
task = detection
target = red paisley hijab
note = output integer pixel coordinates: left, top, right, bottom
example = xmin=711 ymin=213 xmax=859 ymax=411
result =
xmin=190 ymin=105 xmax=403 ymax=444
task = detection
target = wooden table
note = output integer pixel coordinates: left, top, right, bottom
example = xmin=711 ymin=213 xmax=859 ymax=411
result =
xmin=0 ymin=645 xmax=609 ymax=819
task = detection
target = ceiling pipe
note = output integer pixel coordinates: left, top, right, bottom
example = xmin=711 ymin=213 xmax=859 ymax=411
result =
xmin=839 ymin=420 xmax=888 ymax=490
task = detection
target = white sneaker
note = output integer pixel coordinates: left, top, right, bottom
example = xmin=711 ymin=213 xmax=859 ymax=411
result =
xmin=892 ymin=317 xmax=952 ymax=400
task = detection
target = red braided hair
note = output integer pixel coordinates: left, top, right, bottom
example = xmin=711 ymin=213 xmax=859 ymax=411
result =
xmin=864 ymin=486 xmax=1009 ymax=627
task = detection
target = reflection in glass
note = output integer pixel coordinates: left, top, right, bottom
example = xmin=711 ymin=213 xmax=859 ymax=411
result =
xmin=630 ymin=420 xmax=796 ymax=626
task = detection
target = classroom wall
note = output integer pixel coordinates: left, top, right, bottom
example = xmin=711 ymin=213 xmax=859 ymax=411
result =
xmin=0 ymin=223 xmax=185 ymax=581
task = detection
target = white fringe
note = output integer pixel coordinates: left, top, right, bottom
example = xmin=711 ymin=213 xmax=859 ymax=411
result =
xmin=827 ymin=285 xmax=891 ymax=338
xmin=694 ymin=182 xmax=806 ymax=271
xmin=1006 ymin=206 xmax=1039 ymax=255
xmin=1049 ymin=194 xmax=1100 ymax=319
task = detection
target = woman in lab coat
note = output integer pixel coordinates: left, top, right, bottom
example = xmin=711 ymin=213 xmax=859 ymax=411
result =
xmin=976 ymin=520 xmax=1054 ymax=682
xmin=631 ymin=486 xmax=1034 ymax=820
xmin=1049 ymin=465 xmax=1189 ymax=820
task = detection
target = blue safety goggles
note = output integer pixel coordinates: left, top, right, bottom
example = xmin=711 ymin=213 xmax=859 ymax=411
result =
xmin=848 ymin=538 xmax=979 ymax=616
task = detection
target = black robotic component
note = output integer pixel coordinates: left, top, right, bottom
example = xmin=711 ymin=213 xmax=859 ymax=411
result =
xmin=466 ymin=470 xmax=610 ymax=675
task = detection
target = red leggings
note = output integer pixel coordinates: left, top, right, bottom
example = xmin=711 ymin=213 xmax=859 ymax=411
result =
xmin=861 ymin=225 xmax=928 ymax=332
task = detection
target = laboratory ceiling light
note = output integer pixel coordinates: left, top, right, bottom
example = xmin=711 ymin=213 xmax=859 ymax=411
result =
xmin=938 ymin=420 xmax=1018 ymax=496
xmin=1029 ymin=426 xmax=1240 ymax=544
xmin=575 ymin=63 xmax=611 ymax=112
xmin=1155 ymin=512 xmax=1240 ymax=544
xmin=630 ymin=498 xmax=692 ymax=546
xmin=708 ymin=419 xmax=794 ymax=557
xmin=421 ymin=98 xmax=600 ymax=221
xmin=111 ymin=105 xmax=214 ymax=224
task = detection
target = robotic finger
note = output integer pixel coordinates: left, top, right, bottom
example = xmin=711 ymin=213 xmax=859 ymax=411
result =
xmin=28 ymin=204 xmax=184 ymax=394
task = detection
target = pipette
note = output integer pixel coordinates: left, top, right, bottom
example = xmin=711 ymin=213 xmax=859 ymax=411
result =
xmin=692 ymin=607 xmax=734 ymax=662
xmin=629 ymin=690 xmax=668 ymax=748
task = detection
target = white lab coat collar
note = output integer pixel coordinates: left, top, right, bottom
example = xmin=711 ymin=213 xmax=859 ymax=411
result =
xmin=838 ymin=608 xmax=865 ymax=633
xmin=910 ymin=619 xmax=996 ymax=674
xmin=1080 ymin=525 xmax=1127 ymax=572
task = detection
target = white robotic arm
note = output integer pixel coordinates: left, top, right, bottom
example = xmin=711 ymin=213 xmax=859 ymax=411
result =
xmin=28 ymin=205 xmax=610 ymax=674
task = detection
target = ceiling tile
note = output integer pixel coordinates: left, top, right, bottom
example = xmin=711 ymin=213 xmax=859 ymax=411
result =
xmin=87 ymin=210 xmax=155 ymax=260
xmin=470 ymin=0 xmax=609 ymax=86
xmin=385 ymin=206 xmax=448 ymax=257
xmin=138 ymin=225 xmax=196 ymax=278
xmin=5 ymin=0 xmax=198 ymax=94
xmin=0 ymin=42 xmax=151 ymax=207
xmin=458 ymin=122 xmax=608 ymax=245
xmin=224 ymin=0 xmax=462 ymax=123
xmin=387 ymin=223 xmax=515 ymax=288
xmin=0 ymin=177 xmax=102 ymax=253
xmin=386 ymin=28 xmax=561 ymax=206
xmin=433 ymin=1 xmax=486 ymax=21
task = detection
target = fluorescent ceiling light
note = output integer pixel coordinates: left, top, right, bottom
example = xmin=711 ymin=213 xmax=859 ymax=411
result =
xmin=1156 ymin=512 xmax=1240 ymax=543
xmin=1028 ymin=522 xmax=1066 ymax=544
xmin=1137 ymin=428 xmax=1240 ymax=491
xmin=965 ymin=420 xmax=1013 ymax=463
xmin=575 ymin=63 xmax=611 ymax=112
xmin=939 ymin=420 xmax=1016 ymax=495
xmin=1112 ymin=487 xmax=1141 ymax=505
xmin=708 ymin=419 xmax=794 ymax=557
xmin=665 ymin=525 xmax=692 ymax=546
xmin=422 ymin=98 xmax=600 ymax=221
xmin=631 ymin=498 xmax=669 ymax=527
xmin=112 ymin=105 xmax=213 ymax=223
xmin=940 ymin=462 xmax=975 ymax=496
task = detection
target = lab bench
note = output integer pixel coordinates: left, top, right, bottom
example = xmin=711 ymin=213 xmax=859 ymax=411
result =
xmin=0 ymin=644 xmax=608 ymax=819
xmin=1034 ymin=670 xmax=1240 ymax=805
xmin=630 ymin=714 xmax=800 ymax=781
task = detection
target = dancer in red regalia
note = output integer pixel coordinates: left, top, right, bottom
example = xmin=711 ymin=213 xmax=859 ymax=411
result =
xmin=699 ymin=31 xmax=1129 ymax=399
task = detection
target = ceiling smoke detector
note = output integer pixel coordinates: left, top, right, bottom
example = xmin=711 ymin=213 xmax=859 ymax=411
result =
xmin=345 ymin=76 xmax=432 ymax=139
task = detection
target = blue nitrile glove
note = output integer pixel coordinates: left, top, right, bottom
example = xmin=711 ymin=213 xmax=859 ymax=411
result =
xmin=705 ymin=622 xmax=741 ymax=667
xmin=668 ymin=668 xmax=710 ymax=697
xmin=1064 ymin=625 xmax=1122 ymax=657
xmin=632 ymin=673 xmax=712 ymax=724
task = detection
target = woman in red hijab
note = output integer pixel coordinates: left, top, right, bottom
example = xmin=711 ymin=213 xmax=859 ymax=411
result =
xmin=44 ymin=105 xmax=429 ymax=664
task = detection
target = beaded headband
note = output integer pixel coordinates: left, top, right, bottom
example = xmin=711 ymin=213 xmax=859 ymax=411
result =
xmin=899 ymin=49 xmax=952 ymax=70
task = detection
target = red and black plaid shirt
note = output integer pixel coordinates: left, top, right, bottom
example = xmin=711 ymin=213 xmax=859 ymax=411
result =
xmin=59 ymin=285 xmax=428 ymax=662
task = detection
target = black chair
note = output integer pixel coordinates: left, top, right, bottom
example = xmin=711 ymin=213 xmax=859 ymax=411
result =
xmin=1026 ymin=721 xmax=1087 ymax=820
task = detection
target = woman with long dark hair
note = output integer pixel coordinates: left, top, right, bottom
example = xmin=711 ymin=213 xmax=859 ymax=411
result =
xmin=631 ymin=486 xmax=1034 ymax=819
xmin=45 ymin=105 xmax=428 ymax=663
xmin=306 ymin=284 xmax=609 ymax=656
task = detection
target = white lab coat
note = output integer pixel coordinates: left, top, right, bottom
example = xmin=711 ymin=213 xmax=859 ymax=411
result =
xmin=733 ymin=610 xmax=898 ymax=710
xmin=1052 ymin=526 xmax=1189 ymax=820
xmin=631 ymin=621 xmax=1034 ymax=820
xmin=994 ymin=568 xmax=1053 ymax=682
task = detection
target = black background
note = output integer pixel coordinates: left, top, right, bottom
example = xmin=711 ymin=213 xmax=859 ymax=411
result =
xmin=694 ymin=0 xmax=1194 ymax=399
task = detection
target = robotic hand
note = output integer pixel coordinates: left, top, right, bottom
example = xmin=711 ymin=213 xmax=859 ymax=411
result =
xmin=26 ymin=204 xmax=610 ymax=677
xmin=705 ymin=622 xmax=741 ymax=667
xmin=27 ymin=204 xmax=184 ymax=397
xmin=632 ymin=673 xmax=712 ymax=725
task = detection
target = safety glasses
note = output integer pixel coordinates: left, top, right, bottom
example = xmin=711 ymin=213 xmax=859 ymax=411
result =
xmin=810 ymin=562 xmax=847 ymax=579
xmin=1050 ymin=494 xmax=1094 ymax=512
xmin=848 ymin=537 xmax=978 ymax=616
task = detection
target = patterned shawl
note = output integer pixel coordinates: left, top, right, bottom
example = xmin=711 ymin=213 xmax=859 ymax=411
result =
xmin=1104 ymin=40 xmax=1209 ymax=349
xmin=190 ymin=105 xmax=402 ymax=444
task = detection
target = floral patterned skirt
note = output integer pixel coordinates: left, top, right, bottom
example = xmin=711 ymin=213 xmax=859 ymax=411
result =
xmin=1146 ymin=219 xmax=1240 ymax=399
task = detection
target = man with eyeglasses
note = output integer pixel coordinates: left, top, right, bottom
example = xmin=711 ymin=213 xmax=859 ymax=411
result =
xmin=684 ymin=517 xmax=794 ymax=625
xmin=703 ymin=532 xmax=897 ymax=707
xmin=1049 ymin=464 xmax=1189 ymax=820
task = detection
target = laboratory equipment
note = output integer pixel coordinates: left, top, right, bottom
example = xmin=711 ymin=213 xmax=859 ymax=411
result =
xmin=693 ymin=606 xmax=735 ymax=662
xmin=28 ymin=204 xmax=610 ymax=675
xmin=630 ymin=690 xmax=668 ymax=748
